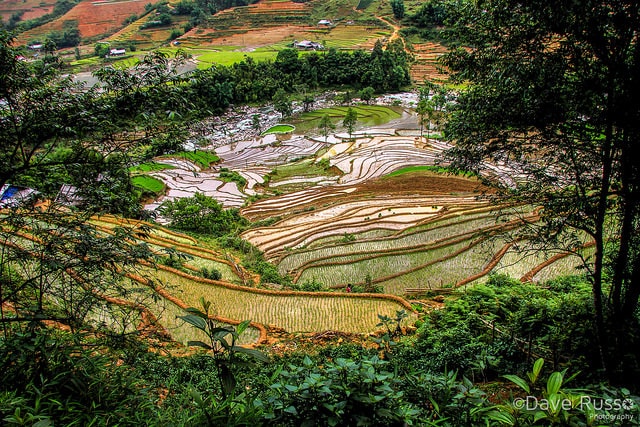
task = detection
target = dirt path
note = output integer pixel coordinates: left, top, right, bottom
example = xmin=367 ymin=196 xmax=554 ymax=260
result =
xmin=375 ymin=14 xmax=404 ymax=48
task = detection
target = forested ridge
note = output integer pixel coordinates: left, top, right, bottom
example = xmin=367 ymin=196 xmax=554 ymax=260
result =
xmin=2 ymin=0 xmax=640 ymax=425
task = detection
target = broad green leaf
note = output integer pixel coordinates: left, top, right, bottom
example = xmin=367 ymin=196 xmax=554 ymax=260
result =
xmin=211 ymin=327 xmax=234 ymax=340
xmin=184 ymin=307 xmax=208 ymax=319
xmin=484 ymin=410 xmax=515 ymax=424
xmin=529 ymin=358 xmax=544 ymax=384
xmin=220 ymin=364 xmax=236 ymax=395
xmin=503 ymin=374 xmax=530 ymax=393
xmin=546 ymin=371 xmax=564 ymax=396
xmin=177 ymin=314 xmax=207 ymax=331
xmin=186 ymin=340 xmax=213 ymax=350
xmin=533 ymin=411 xmax=548 ymax=422
xmin=232 ymin=346 xmax=269 ymax=363
xmin=236 ymin=319 xmax=251 ymax=336
xmin=284 ymin=405 xmax=298 ymax=415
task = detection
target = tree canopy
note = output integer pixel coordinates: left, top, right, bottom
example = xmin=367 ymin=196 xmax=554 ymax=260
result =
xmin=442 ymin=0 xmax=640 ymax=383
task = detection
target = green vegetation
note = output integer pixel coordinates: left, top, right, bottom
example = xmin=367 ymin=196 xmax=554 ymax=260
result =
xmin=131 ymin=175 xmax=165 ymax=194
xmin=294 ymin=105 xmax=401 ymax=134
xmin=158 ymin=193 xmax=248 ymax=236
xmin=219 ymin=167 xmax=247 ymax=188
xmin=443 ymin=0 xmax=640 ymax=384
xmin=2 ymin=0 xmax=640 ymax=424
xmin=261 ymin=124 xmax=295 ymax=135
xmin=267 ymin=158 xmax=337 ymax=184
xmin=160 ymin=151 xmax=220 ymax=169
xmin=129 ymin=162 xmax=176 ymax=173
xmin=385 ymin=165 xmax=477 ymax=178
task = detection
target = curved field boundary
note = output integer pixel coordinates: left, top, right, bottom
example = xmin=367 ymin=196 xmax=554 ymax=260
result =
xmin=244 ymin=197 xmax=485 ymax=257
xmin=289 ymin=217 xmax=514 ymax=281
xmin=0 ymin=237 xmax=174 ymax=341
xmin=277 ymin=206 xmax=503 ymax=267
xmin=452 ymin=240 xmax=520 ymax=289
xmin=89 ymin=220 xmax=258 ymax=286
xmin=316 ymin=214 xmax=534 ymax=289
xmin=92 ymin=215 xmax=198 ymax=245
xmin=519 ymin=241 xmax=596 ymax=283
xmin=149 ymin=260 xmax=414 ymax=312
xmin=1 ymin=228 xmax=264 ymax=345
xmin=126 ymin=270 xmax=269 ymax=345
xmin=137 ymin=262 xmax=416 ymax=334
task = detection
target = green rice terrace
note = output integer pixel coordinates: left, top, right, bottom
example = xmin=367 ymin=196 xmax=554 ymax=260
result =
xmin=105 ymin=101 xmax=591 ymax=347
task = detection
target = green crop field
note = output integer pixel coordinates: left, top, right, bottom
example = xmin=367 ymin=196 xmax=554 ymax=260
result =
xmin=294 ymin=105 xmax=402 ymax=134
xmin=262 ymin=124 xmax=295 ymax=135
xmin=159 ymin=150 xmax=220 ymax=169
xmin=145 ymin=267 xmax=414 ymax=334
xmin=131 ymin=175 xmax=165 ymax=194
xmin=130 ymin=162 xmax=176 ymax=173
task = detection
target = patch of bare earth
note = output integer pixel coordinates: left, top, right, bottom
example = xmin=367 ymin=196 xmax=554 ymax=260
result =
xmin=182 ymin=24 xmax=315 ymax=48
xmin=0 ymin=0 xmax=55 ymax=21
xmin=15 ymin=0 xmax=156 ymax=44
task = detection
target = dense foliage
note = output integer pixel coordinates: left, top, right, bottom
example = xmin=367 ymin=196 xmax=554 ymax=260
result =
xmin=158 ymin=193 xmax=248 ymax=236
xmin=185 ymin=42 xmax=411 ymax=113
xmin=2 ymin=276 xmax=639 ymax=426
xmin=441 ymin=0 xmax=640 ymax=383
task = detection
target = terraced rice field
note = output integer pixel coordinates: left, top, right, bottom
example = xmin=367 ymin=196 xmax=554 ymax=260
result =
xmin=15 ymin=0 xmax=158 ymax=45
xmin=82 ymin=215 xmax=416 ymax=342
xmin=410 ymin=41 xmax=449 ymax=84
xmin=0 ymin=0 xmax=55 ymax=21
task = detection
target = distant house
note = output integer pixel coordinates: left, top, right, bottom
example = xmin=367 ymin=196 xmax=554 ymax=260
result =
xmin=108 ymin=48 xmax=126 ymax=56
xmin=28 ymin=44 xmax=43 ymax=50
xmin=294 ymin=40 xmax=324 ymax=50
xmin=318 ymin=19 xmax=332 ymax=26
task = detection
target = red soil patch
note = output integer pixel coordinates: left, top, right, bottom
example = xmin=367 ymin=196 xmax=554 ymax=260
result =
xmin=358 ymin=172 xmax=487 ymax=196
xmin=15 ymin=0 xmax=159 ymax=44
xmin=182 ymin=24 xmax=314 ymax=48
xmin=245 ymin=0 xmax=307 ymax=12
xmin=0 ymin=0 xmax=55 ymax=21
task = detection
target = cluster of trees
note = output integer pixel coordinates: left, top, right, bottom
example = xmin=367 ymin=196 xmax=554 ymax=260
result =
xmin=44 ymin=19 xmax=80 ymax=48
xmin=390 ymin=0 xmax=405 ymax=19
xmin=401 ymin=0 xmax=456 ymax=41
xmin=441 ymin=0 xmax=640 ymax=384
xmin=187 ymin=41 xmax=410 ymax=114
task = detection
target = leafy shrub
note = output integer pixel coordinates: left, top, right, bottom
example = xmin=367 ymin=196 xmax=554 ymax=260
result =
xmin=0 ymin=330 xmax=158 ymax=425
xmin=159 ymin=193 xmax=248 ymax=237
xmin=219 ymin=167 xmax=248 ymax=188
xmin=289 ymin=279 xmax=326 ymax=292
xmin=201 ymin=267 xmax=222 ymax=280
xmin=217 ymin=235 xmax=256 ymax=254
xmin=261 ymin=355 xmax=420 ymax=425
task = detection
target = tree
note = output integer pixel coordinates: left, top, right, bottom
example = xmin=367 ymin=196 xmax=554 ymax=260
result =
xmin=442 ymin=0 xmax=640 ymax=384
xmin=390 ymin=0 xmax=405 ymax=19
xmin=358 ymin=86 xmax=375 ymax=104
xmin=0 ymin=31 xmax=193 ymax=347
xmin=415 ymin=96 xmax=431 ymax=140
xmin=272 ymin=88 xmax=292 ymax=119
xmin=343 ymin=108 xmax=358 ymax=140
xmin=158 ymin=193 xmax=247 ymax=236
xmin=318 ymin=114 xmax=335 ymax=142
xmin=252 ymin=114 xmax=262 ymax=134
